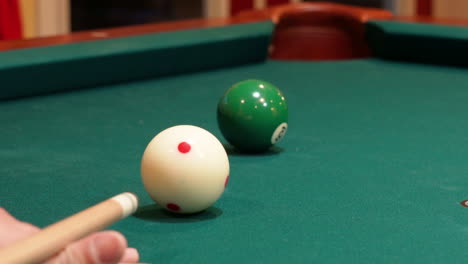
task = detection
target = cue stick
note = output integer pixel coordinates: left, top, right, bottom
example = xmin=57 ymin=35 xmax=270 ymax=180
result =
xmin=0 ymin=192 xmax=138 ymax=264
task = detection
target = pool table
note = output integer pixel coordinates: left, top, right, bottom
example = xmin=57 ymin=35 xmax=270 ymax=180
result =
xmin=1 ymin=2 xmax=468 ymax=263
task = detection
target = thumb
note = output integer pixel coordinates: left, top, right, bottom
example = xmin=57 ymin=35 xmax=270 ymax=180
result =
xmin=46 ymin=231 xmax=127 ymax=264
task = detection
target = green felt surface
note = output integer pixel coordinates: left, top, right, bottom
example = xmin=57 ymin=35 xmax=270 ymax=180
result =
xmin=367 ymin=20 xmax=468 ymax=66
xmin=2 ymin=58 xmax=468 ymax=263
xmin=0 ymin=21 xmax=273 ymax=100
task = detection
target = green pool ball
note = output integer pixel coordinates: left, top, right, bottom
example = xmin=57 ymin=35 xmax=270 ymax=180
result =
xmin=217 ymin=79 xmax=288 ymax=152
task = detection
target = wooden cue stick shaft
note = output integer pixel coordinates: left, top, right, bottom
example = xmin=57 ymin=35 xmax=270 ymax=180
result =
xmin=0 ymin=192 xmax=138 ymax=264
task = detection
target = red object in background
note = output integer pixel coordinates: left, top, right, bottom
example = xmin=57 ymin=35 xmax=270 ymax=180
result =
xmin=268 ymin=0 xmax=289 ymax=6
xmin=416 ymin=0 xmax=432 ymax=16
xmin=232 ymin=0 xmax=290 ymax=16
xmin=0 ymin=0 xmax=22 ymax=40
xmin=239 ymin=3 xmax=392 ymax=60
xmin=231 ymin=0 xmax=254 ymax=16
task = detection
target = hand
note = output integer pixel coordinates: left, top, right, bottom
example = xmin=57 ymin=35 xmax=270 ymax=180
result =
xmin=0 ymin=208 xmax=140 ymax=264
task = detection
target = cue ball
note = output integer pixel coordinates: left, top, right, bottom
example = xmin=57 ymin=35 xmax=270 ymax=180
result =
xmin=217 ymin=79 xmax=288 ymax=152
xmin=141 ymin=125 xmax=229 ymax=214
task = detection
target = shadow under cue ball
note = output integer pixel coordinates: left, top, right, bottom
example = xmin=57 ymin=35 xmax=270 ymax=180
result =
xmin=217 ymin=79 xmax=289 ymax=153
xmin=141 ymin=125 xmax=230 ymax=214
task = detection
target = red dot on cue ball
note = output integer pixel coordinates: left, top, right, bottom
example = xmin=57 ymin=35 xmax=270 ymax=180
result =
xmin=178 ymin=142 xmax=191 ymax=153
xmin=167 ymin=203 xmax=181 ymax=211
xmin=225 ymin=175 xmax=229 ymax=187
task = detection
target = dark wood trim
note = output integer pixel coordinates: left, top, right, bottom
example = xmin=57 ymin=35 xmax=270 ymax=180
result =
xmin=0 ymin=2 xmax=392 ymax=52
xmin=240 ymin=2 xmax=392 ymax=60
xmin=392 ymin=15 xmax=468 ymax=26
xmin=0 ymin=16 xmax=266 ymax=51
xmin=236 ymin=2 xmax=392 ymax=23
xmin=416 ymin=0 xmax=432 ymax=16
xmin=3 ymin=2 xmax=468 ymax=54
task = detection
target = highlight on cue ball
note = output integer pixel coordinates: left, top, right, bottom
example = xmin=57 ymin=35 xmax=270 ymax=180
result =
xmin=217 ymin=79 xmax=289 ymax=153
xmin=141 ymin=125 xmax=230 ymax=214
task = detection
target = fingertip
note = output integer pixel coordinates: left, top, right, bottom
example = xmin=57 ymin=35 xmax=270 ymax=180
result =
xmin=0 ymin=207 xmax=15 ymax=221
xmin=0 ymin=207 xmax=39 ymax=233
xmin=0 ymin=207 xmax=8 ymax=215
xmin=121 ymin=247 xmax=139 ymax=263
xmin=91 ymin=231 xmax=127 ymax=263
xmin=99 ymin=230 xmax=128 ymax=248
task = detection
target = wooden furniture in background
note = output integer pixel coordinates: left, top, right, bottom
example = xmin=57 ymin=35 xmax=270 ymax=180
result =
xmin=238 ymin=3 xmax=392 ymax=60
xmin=3 ymin=0 xmax=468 ymax=42
xmin=0 ymin=0 xmax=22 ymax=40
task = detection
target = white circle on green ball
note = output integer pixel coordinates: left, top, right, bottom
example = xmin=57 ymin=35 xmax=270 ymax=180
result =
xmin=271 ymin=122 xmax=288 ymax=144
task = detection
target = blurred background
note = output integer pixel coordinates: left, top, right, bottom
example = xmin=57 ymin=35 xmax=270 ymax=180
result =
xmin=0 ymin=0 xmax=466 ymax=40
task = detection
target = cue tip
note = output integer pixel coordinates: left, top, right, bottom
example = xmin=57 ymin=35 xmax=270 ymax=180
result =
xmin=111 ymin=192 xmax=139 ymax=218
